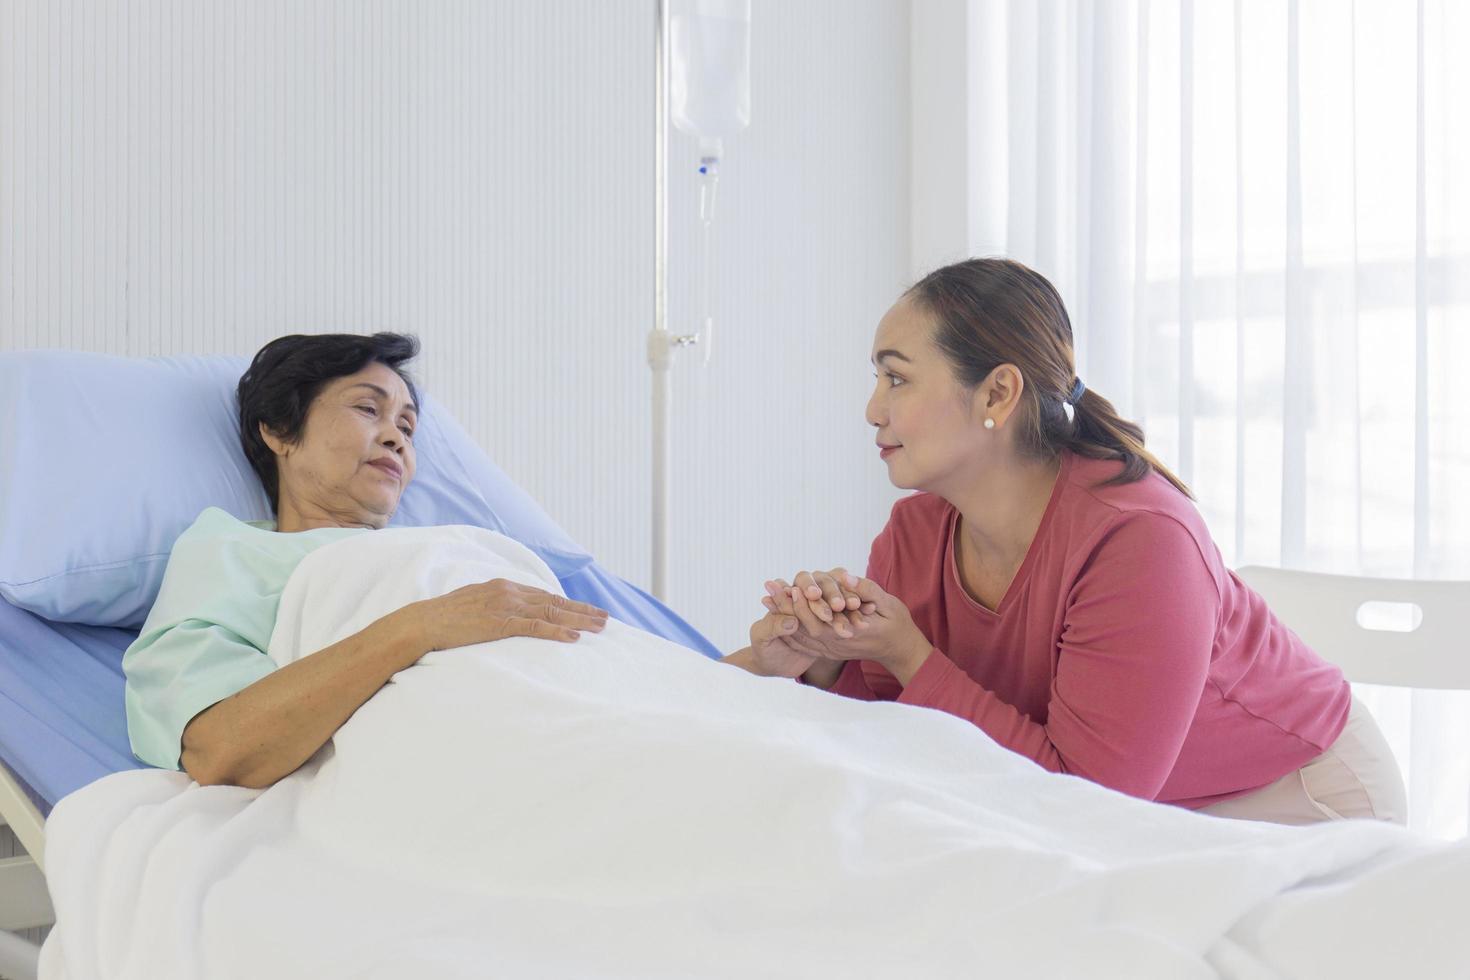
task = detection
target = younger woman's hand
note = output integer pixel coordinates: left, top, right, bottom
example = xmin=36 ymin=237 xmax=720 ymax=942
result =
xmin=768 ymin=574 xmax=933 ymax=683
xmin=760 ymin=568 xmax=876 ymax=638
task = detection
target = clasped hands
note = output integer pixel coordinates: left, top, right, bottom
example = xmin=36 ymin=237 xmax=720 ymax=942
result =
xmin=747 ymin=567 xmax=933 ymax=684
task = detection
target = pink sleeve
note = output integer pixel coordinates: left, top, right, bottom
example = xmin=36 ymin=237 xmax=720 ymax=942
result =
xmin=826 ymin=660 xmax=879 ymax=700
xmin=895 ymin=514 xmax=1220 ymax=801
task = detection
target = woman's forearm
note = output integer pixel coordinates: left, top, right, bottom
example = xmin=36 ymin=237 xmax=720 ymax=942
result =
xmin=720 ymin=647 xmax=760 ymax=672
xmin=722 ymin=646 xmax=845 ymax=690
xmin=180 ymin=605 xmax=429 ymax=789
xmin=800 ymin=659 xmax=844 ymax=689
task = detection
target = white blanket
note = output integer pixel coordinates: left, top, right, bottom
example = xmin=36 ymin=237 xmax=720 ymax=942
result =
xmin=40 ymin=527 xmax=1470 ymax=979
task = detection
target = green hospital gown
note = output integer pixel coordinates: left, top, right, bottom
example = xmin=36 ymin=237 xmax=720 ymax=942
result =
xmin=123 ymin=507 xmax=367 ymax=770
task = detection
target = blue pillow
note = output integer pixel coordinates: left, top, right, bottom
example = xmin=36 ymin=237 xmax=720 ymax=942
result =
xmin=0 ymin=350 xmax=592 ymax=628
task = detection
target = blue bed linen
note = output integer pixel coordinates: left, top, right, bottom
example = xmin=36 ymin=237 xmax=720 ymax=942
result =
xmin=0 ymin=600 xmax=144 ymax=813
xmin=0 ymin=561 xmax=718 ymax=812
xmin=560 ymin=563 xmax=719 ymax=659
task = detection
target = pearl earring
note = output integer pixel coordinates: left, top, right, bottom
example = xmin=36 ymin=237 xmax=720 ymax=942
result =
xmin=983 ymin=417 xmax=995 ymax=430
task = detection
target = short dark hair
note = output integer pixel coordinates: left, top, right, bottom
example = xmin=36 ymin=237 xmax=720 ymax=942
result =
xmin=236 ymin=332 xmax=421 ymax=512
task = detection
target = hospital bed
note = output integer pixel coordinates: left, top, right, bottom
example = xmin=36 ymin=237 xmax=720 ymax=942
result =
xmin=0 ymin=349 xmax=719 ymax=976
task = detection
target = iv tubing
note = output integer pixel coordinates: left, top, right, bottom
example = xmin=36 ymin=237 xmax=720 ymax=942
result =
xmin=698 ymin=164 xmax=715 ymax=366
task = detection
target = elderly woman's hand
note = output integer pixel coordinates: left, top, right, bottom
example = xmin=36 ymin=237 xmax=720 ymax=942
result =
xmin=411 ymin=579 xmax=609 ymax=650
xmin=739 ymin=609 xmax=837 ymax=679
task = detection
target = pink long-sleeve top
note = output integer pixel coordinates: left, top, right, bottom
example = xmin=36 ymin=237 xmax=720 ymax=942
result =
xmin=827 ymin=451 xmax=1351 ymax=809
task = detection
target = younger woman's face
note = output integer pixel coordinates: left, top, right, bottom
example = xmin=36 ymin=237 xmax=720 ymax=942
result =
xmin=865 ymin=298 xmax=990 ymax=495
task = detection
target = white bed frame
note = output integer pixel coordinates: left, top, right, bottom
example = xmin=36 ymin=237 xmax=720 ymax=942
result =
xmin=0 ymin=758 xmax=52 ymax=923
xmin=0 ymin=757 xmax=52 ymax=980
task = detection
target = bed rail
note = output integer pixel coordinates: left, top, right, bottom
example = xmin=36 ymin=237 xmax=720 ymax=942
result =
xmin=0 ymin=855 xmax=51 ymax=932
xmin=0 ymin=760 xmax=44 ymax=872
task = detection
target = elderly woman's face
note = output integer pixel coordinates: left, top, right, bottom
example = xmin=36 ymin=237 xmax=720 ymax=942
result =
xmin=264 ymin=362 xmax=418 ymax=530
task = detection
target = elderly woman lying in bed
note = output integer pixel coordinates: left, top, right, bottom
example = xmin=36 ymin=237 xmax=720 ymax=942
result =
xmin=123 ymin=333 xmax=614 ymax=788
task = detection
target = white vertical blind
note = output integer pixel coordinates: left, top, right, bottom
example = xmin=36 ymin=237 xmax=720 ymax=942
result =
xmin=1130 ymin=0 xmax=1151 ymax=426
xmin=1177 ymin=0 xmax=1194 ymax=489
xmin=1231 ymin=0 xmax=1247 ymax=564
xmin=1412 ymin=0 xmax=1431 ymax=578
xmin=1281 ymin=0 xmax=1307 ymax=567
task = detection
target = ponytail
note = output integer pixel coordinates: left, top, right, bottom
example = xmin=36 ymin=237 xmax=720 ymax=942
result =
xmin=1066 ymin=388 xmax=1193 ymax=499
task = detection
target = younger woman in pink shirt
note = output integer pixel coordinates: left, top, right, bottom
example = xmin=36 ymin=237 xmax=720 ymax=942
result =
xmin=725 ymin=258 xmax=1406 ymax=826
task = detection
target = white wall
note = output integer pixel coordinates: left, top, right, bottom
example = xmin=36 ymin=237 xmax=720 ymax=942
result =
xmin=909 ymin=0 xmax=969 ymax=278
xmin=0 ymin=0 xmax=910 ymax=651
xmin=908 ymin=0 xmax=1010 ymax=273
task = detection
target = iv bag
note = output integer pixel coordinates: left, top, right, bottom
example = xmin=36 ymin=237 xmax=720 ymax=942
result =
xmin=670 ymin=0 xmax=751 ymax=157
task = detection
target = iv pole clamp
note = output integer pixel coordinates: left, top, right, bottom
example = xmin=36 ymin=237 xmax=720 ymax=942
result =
xmin=646 ymin=330 xmax=701 ymax=370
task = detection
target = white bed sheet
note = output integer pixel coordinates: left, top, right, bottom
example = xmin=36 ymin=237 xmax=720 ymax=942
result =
xmin=39 ymin=526 xmax=1470 ymax=979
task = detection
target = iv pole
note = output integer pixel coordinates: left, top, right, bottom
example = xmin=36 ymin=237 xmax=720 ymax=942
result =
xmin=649 ymin=0 xmax=720 ymax=601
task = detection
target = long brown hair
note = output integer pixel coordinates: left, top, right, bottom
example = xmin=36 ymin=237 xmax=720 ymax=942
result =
xmin=906 ymin=257 xmax=1192 ymax=498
